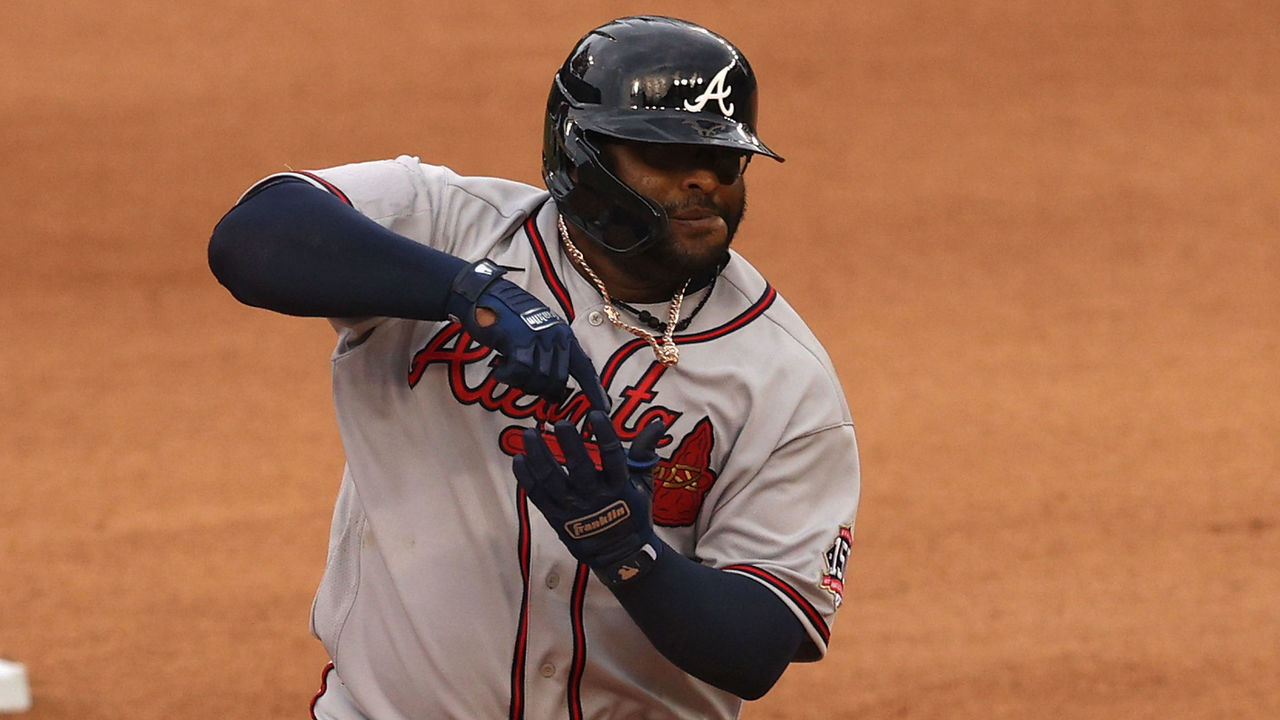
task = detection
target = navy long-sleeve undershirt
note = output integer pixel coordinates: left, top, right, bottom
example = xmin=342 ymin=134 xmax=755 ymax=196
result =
xmin=613 ymin=544 xmax=807 ymax=699
xmin=208 ymin=178 xmax=467 ymax=320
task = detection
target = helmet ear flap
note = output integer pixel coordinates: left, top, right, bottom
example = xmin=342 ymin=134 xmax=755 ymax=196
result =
xmin=560 ymin=129 xmax=666 ymax=254
xmin=544 ymin=74 xmax=667 ymax=255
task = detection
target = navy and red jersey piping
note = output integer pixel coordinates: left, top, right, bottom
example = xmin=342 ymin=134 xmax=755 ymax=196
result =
xmin=723 ymin=564 xmax=831 ymax=644
xmin=566 ymin=563 xmax=592 ymax=719
xmin=523 ymin=213 xmax=575 ymax=322
xmin=599 ymin=284 xmax=778 ymax=385
xmin=508 ymin=489 xmax=534 ymax=720
xmin=309 ymin=662 xmax=335 ymax=720
xmin=518 ymin=210 xmax=777 ymax=381
xmin=296 ymin=170 xmax=354 ymax=206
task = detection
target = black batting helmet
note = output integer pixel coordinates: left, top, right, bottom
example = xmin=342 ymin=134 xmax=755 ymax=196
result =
xmin=542 ymin=15 xmax=783 ymax=254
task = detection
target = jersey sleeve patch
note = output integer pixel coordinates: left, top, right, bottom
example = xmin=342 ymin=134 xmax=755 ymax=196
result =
xmin=820 ymin=524 xmax=853 ymax=609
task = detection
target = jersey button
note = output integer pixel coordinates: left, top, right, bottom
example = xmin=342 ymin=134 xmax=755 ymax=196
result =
xmin=587 ymin=310 xmax=605 ymax=326
xmin=545 ymin=572 xmax=560 ymax=589
xmin=539 ymin=663 xmax=556 ymax=678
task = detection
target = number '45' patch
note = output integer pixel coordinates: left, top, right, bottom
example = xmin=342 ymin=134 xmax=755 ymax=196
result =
xmin=820 ymin=524 xmax=853 ymax=608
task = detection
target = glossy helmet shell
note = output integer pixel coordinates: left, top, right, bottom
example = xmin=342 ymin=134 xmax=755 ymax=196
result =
xmin=543 ymin=15 xmax=783 ymax=254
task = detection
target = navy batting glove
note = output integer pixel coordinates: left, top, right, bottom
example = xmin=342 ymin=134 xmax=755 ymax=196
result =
xmin=513 ymin=411 xmax=668 ymax=587
xmin=447 ymin=259 xmax=609 ymax=411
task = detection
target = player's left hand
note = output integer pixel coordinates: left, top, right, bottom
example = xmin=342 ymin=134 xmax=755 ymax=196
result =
xmin=513 ymin=411 xmax=667 ymax=587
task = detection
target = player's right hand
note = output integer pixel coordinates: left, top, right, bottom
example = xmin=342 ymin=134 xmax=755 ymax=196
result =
xmin=447 ymin=259 xmax=609 ymax=411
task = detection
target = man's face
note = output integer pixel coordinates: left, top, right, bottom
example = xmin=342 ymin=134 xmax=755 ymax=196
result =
xmin=601 ymin=140 xmax=749 ymax=279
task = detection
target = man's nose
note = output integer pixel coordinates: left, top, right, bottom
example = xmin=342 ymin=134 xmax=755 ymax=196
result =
xmin=680 ymin=164 xmax=722 ymax=193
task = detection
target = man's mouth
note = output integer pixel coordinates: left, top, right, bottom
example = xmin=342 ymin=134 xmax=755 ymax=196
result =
xmin=667 ymin=205 xmax=719 ymax=222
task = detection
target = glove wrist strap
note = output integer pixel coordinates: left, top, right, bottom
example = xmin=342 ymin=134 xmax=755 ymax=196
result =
xmin=450 ymin=258 xmax=506 ymax=302
xmin=594 ymin=541 xmax=661 ymax=588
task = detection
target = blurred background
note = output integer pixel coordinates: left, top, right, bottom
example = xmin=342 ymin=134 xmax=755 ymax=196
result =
xmin=1 ymin=1 xmax=1276 ymax=718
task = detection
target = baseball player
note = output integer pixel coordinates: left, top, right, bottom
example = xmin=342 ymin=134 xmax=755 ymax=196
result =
xmin=209 ymin=15 xmax=860 ymax=720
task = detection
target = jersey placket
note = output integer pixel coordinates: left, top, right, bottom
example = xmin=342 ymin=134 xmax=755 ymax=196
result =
xmin=516 ymin=512 xmax=588 ymax=720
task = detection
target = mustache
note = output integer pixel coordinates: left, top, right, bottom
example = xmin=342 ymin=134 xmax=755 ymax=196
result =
xmin=663 ymin=197 xmax=723 ymax=216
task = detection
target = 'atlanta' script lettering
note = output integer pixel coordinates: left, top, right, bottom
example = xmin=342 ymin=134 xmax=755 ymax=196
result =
xmin=407 ymin=322 xmax=681 ymax=440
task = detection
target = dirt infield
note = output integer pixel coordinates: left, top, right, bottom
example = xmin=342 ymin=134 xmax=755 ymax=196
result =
xmin=2 ymin=1 xmax=1276 ymax=718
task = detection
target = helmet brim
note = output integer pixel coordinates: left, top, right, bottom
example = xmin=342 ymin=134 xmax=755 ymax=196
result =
xmin=573 ymin=108 xmax=784 ymax=162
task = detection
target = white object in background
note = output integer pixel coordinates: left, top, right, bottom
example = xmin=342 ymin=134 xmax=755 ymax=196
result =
xmin=0 ymin=660 xmax=31 ymax=713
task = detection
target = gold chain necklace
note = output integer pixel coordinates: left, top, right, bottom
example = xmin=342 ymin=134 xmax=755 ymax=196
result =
xmin=557 ymin=216 xmax=688 ymax=367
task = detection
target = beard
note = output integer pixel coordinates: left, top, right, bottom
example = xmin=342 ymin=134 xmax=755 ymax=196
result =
xmin=640 ymin=190 xmax=746 ymax=282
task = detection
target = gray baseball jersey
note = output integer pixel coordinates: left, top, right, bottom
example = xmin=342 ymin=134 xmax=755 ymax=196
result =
xmin=249 ymin=155 xmax=860 ymax=720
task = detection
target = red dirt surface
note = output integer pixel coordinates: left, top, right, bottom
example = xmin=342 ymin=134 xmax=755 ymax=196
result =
xmin=2 ymin=2 xmax=1276 ymax=718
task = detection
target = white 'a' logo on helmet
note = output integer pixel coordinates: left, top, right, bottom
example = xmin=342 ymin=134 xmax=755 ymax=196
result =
xmin=683 ymin=64 xmax=735 ymax=117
